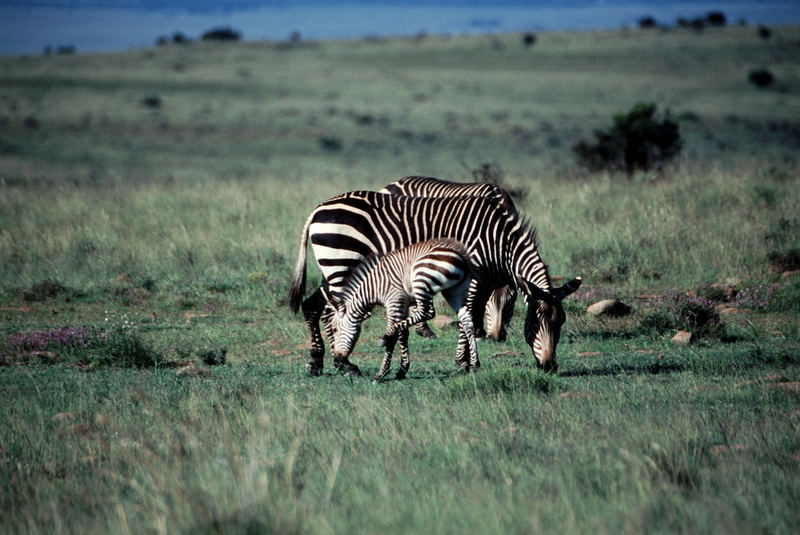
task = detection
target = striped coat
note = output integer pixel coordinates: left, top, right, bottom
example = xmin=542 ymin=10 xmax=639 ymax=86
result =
xmin=289 ymin=190 xmax=581 ymax=376
xmin=331 ymin=239 xmax=477 ymax=382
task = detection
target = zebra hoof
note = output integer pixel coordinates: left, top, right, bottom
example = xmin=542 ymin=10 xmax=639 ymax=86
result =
xmin=395 ymin=369 xmax=407 ymax=380
xmin=346 ymin=366 xmax=362 ymax=378
xmin=371 ymin=378 xmax=381 ymax=385
xmin=305 ymin=362 xmax=323 ymax=376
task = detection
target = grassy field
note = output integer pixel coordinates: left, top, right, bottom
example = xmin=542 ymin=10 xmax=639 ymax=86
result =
xmin=1 ymin=24 xmax=800 ymax=533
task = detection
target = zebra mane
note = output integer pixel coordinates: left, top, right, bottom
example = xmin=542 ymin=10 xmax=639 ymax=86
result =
xmin=339 ymin=249 xmax=383 ymax=302
xmin=511 ymin=212 xmax=554 ymax=291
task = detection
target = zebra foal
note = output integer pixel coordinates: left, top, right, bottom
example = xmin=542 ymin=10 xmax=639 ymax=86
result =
xmin=331 ymin=238 xmax=478 ymax=383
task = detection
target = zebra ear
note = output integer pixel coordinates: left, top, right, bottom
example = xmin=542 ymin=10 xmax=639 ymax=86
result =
xmin=553 ymin=277 xmax=582 ymax=301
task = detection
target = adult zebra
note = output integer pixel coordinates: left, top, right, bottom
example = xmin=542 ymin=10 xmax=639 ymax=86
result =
xmin=379 ymin=176 xmax=518 ymax=341
xmin=289 ymin=190 xmax=581 ymax=376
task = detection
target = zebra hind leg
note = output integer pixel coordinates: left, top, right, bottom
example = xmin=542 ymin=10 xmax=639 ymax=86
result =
xmin=372 ymin=332 xmax=398 ymax=384
xmin=301 ymin=288 xmax=328 ymax=376
xmin=456 ymin=305 xmax=480 ymax=372
xmin=320 ymin=304 xmax=347 ymax=371
xmin=395 ymin=328 xmax=411 ymax=380
xmin=413 ymin=321 xmax=437 ymax=339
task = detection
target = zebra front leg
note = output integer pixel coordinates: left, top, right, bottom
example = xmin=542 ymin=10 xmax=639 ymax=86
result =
xmin=372 ymin=332 xmax=397 ymax=384
xmin=320 ymin=303 xmax=347 ymax=371
xmin=386 ymin=298 xmax=435 ymax=339
xmin=456 ymin=305 xmax=480 ymax=372
xmin=301 ymin=288 xmax=328 ymax=375
xmin=395 ymin=328 xmax=411 ymax=380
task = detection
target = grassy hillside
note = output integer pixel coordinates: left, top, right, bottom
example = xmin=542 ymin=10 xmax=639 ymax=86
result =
xmin=1 ymin=25 xmax=799 ymax=534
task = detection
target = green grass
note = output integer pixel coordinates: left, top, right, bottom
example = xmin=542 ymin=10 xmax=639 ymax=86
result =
xmin=1 ymin=25 xmax=800 ymax=534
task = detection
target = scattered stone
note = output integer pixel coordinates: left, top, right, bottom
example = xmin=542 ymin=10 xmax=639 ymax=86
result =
xmin=709 ymin=281 xmax=738 ymax=300
xmin=114 ymin=273 xmax=133 ymax=284
xmin=558 ymin=391 xmax=597 ymax=399
xmin=432 ymin=315 xmax=455 ymax=329
xmin=94 ymin=413 xmax=109 ymax=427
xmin=586 ymin=299 xmax=631 ymax=317
xmin=717 ymin=306 xmax=749 ymax=316
xmin=176 ymin=364 xmax=211 ymax=378
xmin=1 ymin=351 xmax=59 ymax=365
xmin=576 ymin=351 xmax=602 ymax=357
xmin=671 ymin=330 xmax=693 ymax=345
xmin=52 ymin=412 xmax=77 ymax=424
xmin=710 ymin=444 xmax=747 ymax=456
xmin=772 ymin=382 xmax=800 ymax=393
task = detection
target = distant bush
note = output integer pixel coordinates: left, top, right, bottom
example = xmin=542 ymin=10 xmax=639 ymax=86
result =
xmin=522 ymin=33 xmax=536 ymax=46
xmin=471 ymin=162 xmax=503 ymax=183
xmin=572 ymin=103 xmax=682 ymax=176
xmin=142 ymin=95 xmax=162 ymax=108
xmin=706 ymin=11 xmax=727 ymax=26
xmin=748 ymin=69 xmax=774 ymax=88
xmin=22 ymin=278 xmax=67 ymax=302
xmin=758 ymin=25 xmax=772 ymax=39
xmin=638 ymin=16 xmax=657 ymax=29
xmin=319 ymin=136 xmax=342 ymax=151
xmin=202 ymin=27 xmax=241 ymax=42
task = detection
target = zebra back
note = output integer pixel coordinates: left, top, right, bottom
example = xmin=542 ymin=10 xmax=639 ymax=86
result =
xmin=299 ymin=190 xmax=549 ymax=301
xmin=379 ymin=176 xmax=516 ymax=214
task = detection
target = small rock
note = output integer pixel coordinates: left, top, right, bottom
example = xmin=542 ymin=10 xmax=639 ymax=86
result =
xmin=176 ymin=365 xmax=210 ymax=378
xmin=586 ymin=299 xmax=631 ymax=317
xmin=114 ymin=273 xmax=133 ymax=284
xmin=671 ymin=330 xmax=693 ymax=345
xmin=772 ymin=382 xmax=800 ymax=393
xmin=52 ymin=412 xmax=77 ymax=423
xmin=94 ymin=413 xmax=109 ymax=426
xmin=432 ymin=315 xmax=455 ymax=329
xmin=710 ymin=282 xmax=738 ymax=300
xmin=576 ymin=351 xmax=602 ymax=357
xmin=782 ymin=270 xmax=799 ymax=280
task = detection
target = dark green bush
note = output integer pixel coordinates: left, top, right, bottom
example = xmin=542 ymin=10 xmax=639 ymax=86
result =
xmin=573 ymin=103 xmax=682 ymax=176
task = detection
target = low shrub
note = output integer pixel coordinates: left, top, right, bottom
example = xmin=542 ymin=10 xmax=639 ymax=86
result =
xmin=202 ymin=27 xmax=241 ymax=42
xmin=2 ymin=324 xmax=164 ymax=368
xmin=573 ymin=103 xmax=682 ymax=176
xmin=22 ymin=278 xmax=68 ymax=302
xmin=749 ymin=69 xmax=775 ymax=88
xmin=638 ymin=292 xmax=721 ymax=338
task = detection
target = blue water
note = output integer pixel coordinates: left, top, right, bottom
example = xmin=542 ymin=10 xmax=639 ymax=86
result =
xmin=1 ymin=1 xmax=799 ymax=55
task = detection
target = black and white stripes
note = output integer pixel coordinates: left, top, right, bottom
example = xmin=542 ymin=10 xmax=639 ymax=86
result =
xmin=289 ymin=188 xmax=581 ymax=376
xmin=331 ymin=238 xmax=477 ymax=383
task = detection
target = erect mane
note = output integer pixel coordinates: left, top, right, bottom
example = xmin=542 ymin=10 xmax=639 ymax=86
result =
xmin=339 ymin=249 xmax=382 ymax=302
xmin=509 ymin=211 xmax=554 ymax=292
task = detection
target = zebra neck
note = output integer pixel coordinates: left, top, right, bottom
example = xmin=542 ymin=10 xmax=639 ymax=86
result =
xmin=509 ymin=232 xmax=552 ymax=296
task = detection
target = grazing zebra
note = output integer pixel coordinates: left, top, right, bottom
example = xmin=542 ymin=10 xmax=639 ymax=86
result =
xmin=289 ymin=190 xmax=581 ymax=376
xmin=331 ymin=239 xmax=477 ymax=383
xmin=379 ymin=176 xmax=518 ymax=341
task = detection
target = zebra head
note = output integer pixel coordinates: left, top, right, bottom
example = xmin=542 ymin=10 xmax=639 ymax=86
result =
xmin=522 ymin=277 xmax=581 ymax=372
xmin=332 ymin=312 xmax=362 ymax=360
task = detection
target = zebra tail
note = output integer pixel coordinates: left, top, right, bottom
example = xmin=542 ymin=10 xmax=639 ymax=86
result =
xmin=288 ymin=213 xmax=312 ymax=313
